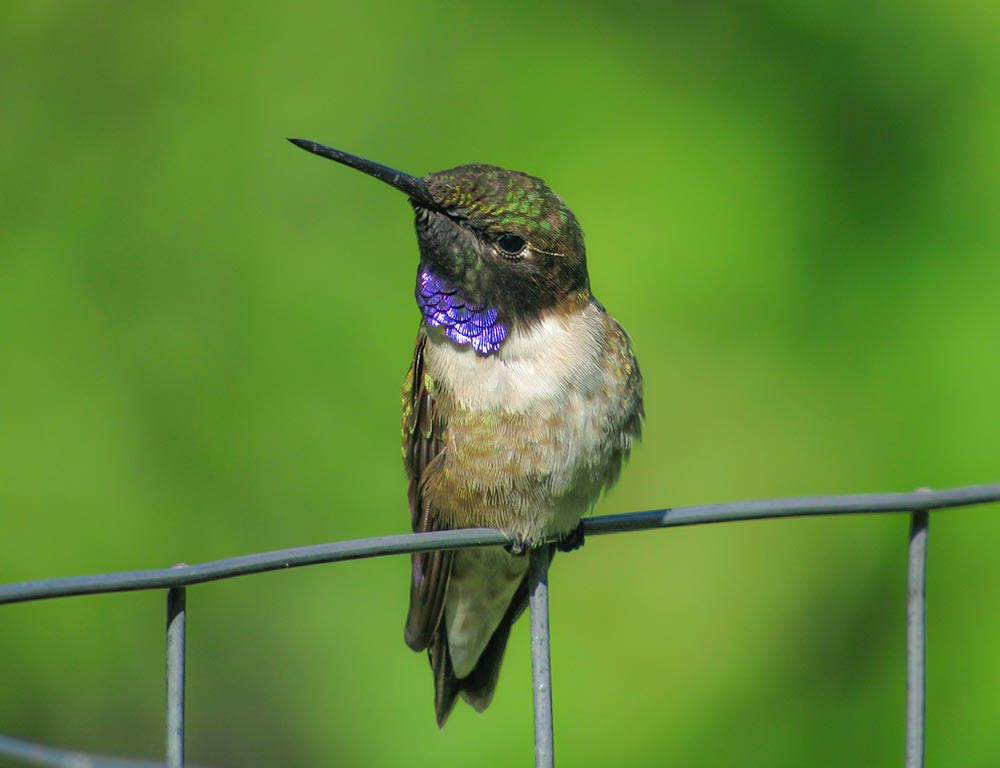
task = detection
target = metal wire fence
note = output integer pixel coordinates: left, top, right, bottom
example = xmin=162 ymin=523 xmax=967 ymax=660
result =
xmin=2 ymin=483 xmax=999 ymax=768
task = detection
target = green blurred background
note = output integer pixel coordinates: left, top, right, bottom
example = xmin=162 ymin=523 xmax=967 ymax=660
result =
xmin=2 ymin=2 xmax=998 ymax=766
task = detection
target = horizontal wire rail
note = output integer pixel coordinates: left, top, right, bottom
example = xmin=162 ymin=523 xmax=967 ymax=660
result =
xmin=1 ymin=484 xmax=997 ymax=605
xmin=1 ymin=482 xmax=999 ymax=768
xmin=0 ymin=733 xmax=210 ymax=768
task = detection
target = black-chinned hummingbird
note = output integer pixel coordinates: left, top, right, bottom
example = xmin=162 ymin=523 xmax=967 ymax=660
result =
xmin=289 ymin=138 xmax=643 ymax=726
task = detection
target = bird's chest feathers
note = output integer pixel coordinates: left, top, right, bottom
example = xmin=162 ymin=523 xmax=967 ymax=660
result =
xmin=424 ymin=308 xmax=605 ymax=416
xmin=423 ymin=305 xmax=616 ymax=539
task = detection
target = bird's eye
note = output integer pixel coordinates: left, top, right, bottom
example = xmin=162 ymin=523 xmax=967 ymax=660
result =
xmin=496 ymin=233 xmax=527 ymax=257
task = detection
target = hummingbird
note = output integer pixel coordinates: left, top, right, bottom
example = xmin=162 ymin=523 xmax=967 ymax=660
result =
xmin=289 ymin=138 xmax=643 ymax=726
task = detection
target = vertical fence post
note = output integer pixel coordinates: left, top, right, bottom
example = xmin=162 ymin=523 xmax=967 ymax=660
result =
xmin=167 ymin=586 xmax=187 ymax=768
xmin=906 ymin=510 xmax=929 ymax=768
xmin=529 ymin=548 xmax=554 ymax=768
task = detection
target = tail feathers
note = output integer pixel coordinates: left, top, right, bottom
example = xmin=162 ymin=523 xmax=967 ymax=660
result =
xmin=430 ymin=630 xmax=461 ymax=727
xmin=432 ymin=599 xmax=519 ymax=727
xmin=432 ymin=547 xmax=552 ymax=727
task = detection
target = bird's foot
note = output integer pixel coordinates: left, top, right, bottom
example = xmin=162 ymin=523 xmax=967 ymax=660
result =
xmin=505 ymin=536 xmax=530 ymax=557
xmin=556 ymin=521 xmax=586 ymax=553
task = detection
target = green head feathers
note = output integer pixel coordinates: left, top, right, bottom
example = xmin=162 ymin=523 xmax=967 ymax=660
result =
xmin=416 ymin=164 xmax=589 ymax=321
xmin=425 ymin=164 xmax=583 ymax=257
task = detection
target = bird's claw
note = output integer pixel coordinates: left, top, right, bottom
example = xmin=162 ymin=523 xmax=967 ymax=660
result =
xmin=556 ymin=521 xmax=586 ymax=553
xmin=505 ymin=537 xmax=530 ymax=556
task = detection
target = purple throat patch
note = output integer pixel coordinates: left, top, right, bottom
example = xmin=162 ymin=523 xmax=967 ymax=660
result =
xmin=416 ymin=268 xmax=507 ymax=355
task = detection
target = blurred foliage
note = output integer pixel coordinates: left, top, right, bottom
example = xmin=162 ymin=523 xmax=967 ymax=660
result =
xmin=1 ymin=1 xmax=999 ymax=766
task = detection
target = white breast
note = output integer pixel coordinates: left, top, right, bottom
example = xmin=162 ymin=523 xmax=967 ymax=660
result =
xmin=424 ymin=303 xmax=606 ymax=413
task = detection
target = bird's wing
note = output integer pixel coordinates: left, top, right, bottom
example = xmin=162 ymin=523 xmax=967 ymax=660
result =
xmin=402 ymin=329 xmax=453 ymax=652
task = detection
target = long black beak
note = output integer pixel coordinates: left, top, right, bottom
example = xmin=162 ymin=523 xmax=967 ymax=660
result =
xmin=288 ymin=138 xmax=439 ymax=211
